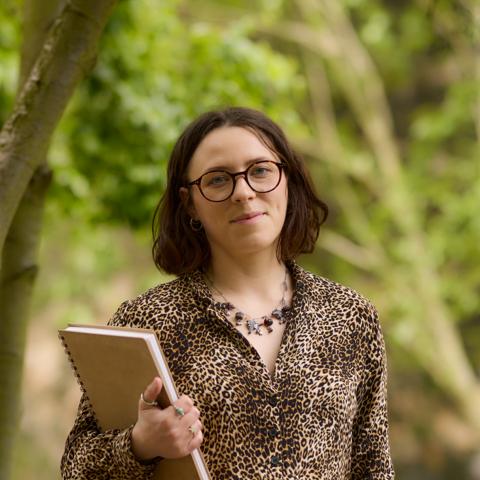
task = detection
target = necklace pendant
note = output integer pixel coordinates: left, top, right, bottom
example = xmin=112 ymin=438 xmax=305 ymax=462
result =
xmin=271 ymin=309 xmax=283 ymax=320
xmin=235 ymin=311 xmax=245 ymax=325
xmin=247 ymin=319 xmax=262 ymax=335
xmin=222 ymin=302 xmax=235 ymax=314
xmin=263 ymin=317 xmax=274 ymax=333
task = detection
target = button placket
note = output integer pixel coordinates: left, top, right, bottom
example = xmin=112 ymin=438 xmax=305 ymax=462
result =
xmin=263 ymin=390 xmax=284 ymax=475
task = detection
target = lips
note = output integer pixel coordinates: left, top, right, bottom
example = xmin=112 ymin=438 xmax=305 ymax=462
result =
xmin=231 ymin=211 xmax=265 ymax=223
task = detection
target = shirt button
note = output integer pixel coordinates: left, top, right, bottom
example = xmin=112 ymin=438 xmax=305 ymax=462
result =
xmin=271 ymin=455 xmax=281 ymax=466
xmin=268 ymin=428 xmax=278 ymax=437
xmin=268 ymin=396 xmax=277 ymax=407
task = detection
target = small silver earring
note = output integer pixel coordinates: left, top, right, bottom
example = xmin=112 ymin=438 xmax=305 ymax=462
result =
xmin=190 ymin=218 xmax=203 ymax=232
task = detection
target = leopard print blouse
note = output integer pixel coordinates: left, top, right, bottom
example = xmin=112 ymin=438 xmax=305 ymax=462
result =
xmin=61 ymin=261 xmax=394 ymax=479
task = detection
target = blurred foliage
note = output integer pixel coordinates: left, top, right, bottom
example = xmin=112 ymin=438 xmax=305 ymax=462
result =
xmin=1 ymin=0 xmax=479 ymax=478
xmin=49 ymin=0 xmax=307 ymax=227
xmin=365 ymin=0 xmax=479 ymax=359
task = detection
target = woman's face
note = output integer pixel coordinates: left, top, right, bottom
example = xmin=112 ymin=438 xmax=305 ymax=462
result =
xmin=182 ymin=126 xmax=288 ymax=260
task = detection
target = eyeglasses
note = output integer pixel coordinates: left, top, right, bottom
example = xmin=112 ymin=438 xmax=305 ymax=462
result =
xmin=188 ymin=160 xmax=287 ymax=202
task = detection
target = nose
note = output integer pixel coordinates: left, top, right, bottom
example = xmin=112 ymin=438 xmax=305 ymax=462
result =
xmin=231 ymin=175 xmax=255 ymax=202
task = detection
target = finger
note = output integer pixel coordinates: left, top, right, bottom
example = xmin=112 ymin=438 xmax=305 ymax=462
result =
xmin=179 ymin=407 xmax=200 ymax=427
xmin=171 ymin=395 xmax=194 ymax=417
xmin=140 ymin=377 xmax=163 ymax=409
xmin=187 ymin=419 xmax=203 ymax=436
xmin=185 ymin=421 xmax=200 ymax=442
xmin=188 ymin=426 xmax=204 ymax=450
xmin=177 ymin=395 xmax=194 ymax=410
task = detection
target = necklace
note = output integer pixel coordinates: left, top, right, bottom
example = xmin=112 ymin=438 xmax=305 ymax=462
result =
xmin=205 ymin=269 xmax=291 ymax=335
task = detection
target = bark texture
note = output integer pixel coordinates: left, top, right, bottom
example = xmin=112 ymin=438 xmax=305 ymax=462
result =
xmin=0 ymin=166 xmax=52 ymax=477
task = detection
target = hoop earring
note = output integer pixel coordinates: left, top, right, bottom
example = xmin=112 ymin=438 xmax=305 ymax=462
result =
xmin=190 ymin=218 xmax=203 ymax=232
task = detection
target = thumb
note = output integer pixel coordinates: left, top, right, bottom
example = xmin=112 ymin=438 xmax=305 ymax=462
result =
xmin=140 ymin=376 xmax=163 ymax=409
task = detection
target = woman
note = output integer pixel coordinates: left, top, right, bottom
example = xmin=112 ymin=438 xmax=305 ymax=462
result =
xmin=61 ymin=107 xmax=394 ymax=479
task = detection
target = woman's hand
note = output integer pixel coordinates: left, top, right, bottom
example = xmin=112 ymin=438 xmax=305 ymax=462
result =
xmin=131 ymin=377 xmax=204 ymax=461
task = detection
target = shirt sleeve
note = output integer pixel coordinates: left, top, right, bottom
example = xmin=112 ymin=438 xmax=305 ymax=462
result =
xmin=350 ymin=305 xmax=395 ymax=479
xmin=60 ymin=301 xmax=159 ymax=480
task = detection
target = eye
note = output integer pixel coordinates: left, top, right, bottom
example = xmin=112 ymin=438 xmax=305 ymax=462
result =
xmin=204 ymin=172 xmax=230 ymax=187
xmin=250 ymin=164 xmax=273 ymax=177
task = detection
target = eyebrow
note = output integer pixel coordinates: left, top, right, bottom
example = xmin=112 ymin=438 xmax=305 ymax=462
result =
xmin=202 ymin=156 xmax=276 ymax=174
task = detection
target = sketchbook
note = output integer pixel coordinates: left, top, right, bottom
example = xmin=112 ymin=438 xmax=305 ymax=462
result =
xmin=58 ymin=324 xmax=211 ymax=480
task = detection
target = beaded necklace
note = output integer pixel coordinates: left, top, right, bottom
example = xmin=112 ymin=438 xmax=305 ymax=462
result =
xmin=205 ymin=269 xmax=291 ymax=335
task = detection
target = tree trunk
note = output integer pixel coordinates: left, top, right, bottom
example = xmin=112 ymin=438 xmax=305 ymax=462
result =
xmin=0 ymin=0 xmax=118 ymax=262
xmin=0 ymin=166 xmax=52 ymax=478
xmin=0 ymin=0 xmax=117 ymax=477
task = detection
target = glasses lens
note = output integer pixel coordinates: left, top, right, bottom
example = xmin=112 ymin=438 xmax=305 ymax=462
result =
xmin=200 ymin=171 xmax=233 ymax=201
xmin=247 ymin=161 xmax=281 ymax=193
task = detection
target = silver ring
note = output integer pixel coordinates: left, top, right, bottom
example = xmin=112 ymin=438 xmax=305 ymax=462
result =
xmin=141 ymin=392 xmax=158 ymax=407
xmin=175 ymin=406 xmax=185 ymax=417
xmin=188 ymin=425 xmax=198 ymax=436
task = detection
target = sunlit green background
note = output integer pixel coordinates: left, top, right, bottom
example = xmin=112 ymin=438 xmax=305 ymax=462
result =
xmin=1 ymin=0 xmax=479 ymax=478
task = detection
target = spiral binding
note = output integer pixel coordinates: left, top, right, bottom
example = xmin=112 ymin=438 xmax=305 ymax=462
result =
xmin=58 ymin=332 xmax=97 ymax=424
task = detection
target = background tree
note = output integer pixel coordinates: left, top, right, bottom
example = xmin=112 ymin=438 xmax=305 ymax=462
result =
xmin=0 ymin=0 xmax=117 ymax=477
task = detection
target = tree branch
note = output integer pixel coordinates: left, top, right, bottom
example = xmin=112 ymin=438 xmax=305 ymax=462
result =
xmin=318 ymin=230 xmax=382 ymax=271
xmin=293 ymin=133 xmax=380 ymax=195
xmin=296 ymin=51 xmax=387 ymax=257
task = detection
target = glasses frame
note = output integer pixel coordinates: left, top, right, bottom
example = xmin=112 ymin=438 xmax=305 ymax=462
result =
xmin=187 ymin=160 xmax=287 ymax=202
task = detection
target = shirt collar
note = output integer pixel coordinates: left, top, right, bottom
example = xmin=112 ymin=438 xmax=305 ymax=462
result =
xmin=182 ymin=259 xmax=314 ymax=317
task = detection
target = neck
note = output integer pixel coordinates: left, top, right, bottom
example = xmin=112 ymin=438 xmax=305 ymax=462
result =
xmin=206 ymin=250 xmax=292 ymax=335
xmin=207 ymin=248 xmax=287 ymax=299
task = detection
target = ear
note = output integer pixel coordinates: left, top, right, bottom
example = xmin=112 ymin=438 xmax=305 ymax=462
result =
xmin=179 ymin=187 xmax=198 ymax=219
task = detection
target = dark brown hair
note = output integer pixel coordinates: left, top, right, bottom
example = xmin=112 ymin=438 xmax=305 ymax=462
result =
xmin=152 ymin=107 xmax=328 ymax=275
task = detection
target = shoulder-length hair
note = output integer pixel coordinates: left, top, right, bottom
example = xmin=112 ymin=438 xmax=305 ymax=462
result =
xmin=152 ymin=106 xmax=328 ymax=275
